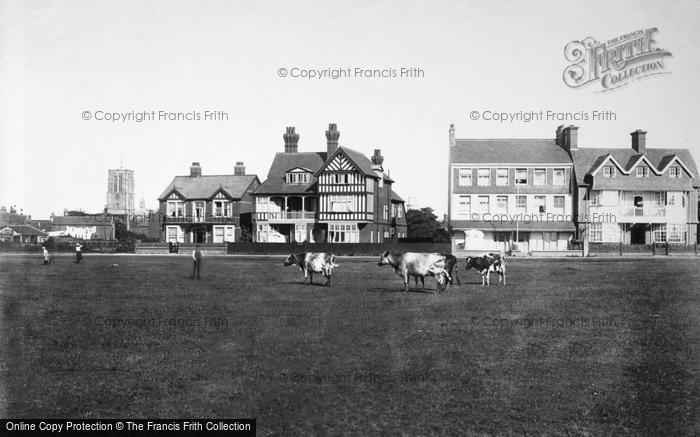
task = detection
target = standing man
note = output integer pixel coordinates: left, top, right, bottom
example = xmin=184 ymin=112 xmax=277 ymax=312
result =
xmin=191 ymin=245 xmax=202 ymax=279
xmin=75 ymin=242 xmax=83 ymax=263
xmin=42 ymin=246 xmax=50 ymax=265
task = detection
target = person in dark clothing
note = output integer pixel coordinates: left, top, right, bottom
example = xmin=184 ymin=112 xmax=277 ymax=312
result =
xmin=191 ymin=245 xmax=202 ymax=279
xmin=75 ymin=242 xmax=83 ymax=263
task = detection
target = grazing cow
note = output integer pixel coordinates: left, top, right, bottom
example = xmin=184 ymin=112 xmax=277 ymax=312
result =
xmin=465 ymin=253 xmax=507 ymax=286
xmin=377 ymin=251 xmax=448 ymax=292
xmin=284 ymin=252 xmax=339 ymax=287
xmin=441 ymin=254 xmax=461 ymax=287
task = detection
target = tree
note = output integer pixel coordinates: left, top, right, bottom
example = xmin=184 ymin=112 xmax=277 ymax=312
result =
xmin=405 ymin=207 xmax=450 ymax=242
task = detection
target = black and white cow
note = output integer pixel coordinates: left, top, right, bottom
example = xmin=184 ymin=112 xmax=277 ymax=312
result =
xmin=378 ymin=251 xmax=448 ymax=292
xmin=441 ymin=254 xmax=461 ymax=287
xmin=465 ymin=253 xmax=507 ymax=286
xmin=284 ymin=252 xmax=339 ymax=287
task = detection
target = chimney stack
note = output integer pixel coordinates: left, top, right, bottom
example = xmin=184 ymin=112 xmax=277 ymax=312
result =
xmin=449 ymin=124 xmax=455 ymax=147
xmin=190 ymin=162 xmax=202 ymax=178
xmin=631 ymin=129 xmax=647 ymax=154
xmin=371 ymin=149 xmax=384 ymax=169
xmin=283 ymin=126 xmax=299 ymax=153
xmin=555 ymin=125 xmax=565 ymax=147
xmin=326 ymin=123 xmax=340 ymax=157
xmin=562 ymin=125 xmax=579 ymax=151
xmin=234 ymin=161 xmax=245 ymax=175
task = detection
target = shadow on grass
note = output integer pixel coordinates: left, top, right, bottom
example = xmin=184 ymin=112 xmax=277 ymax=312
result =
xmin=366 ymin=287 xmax=438 ymax=294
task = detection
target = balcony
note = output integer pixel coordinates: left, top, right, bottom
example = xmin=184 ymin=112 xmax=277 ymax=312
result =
xmin=256 ymin=211 xmax=317 ymax=221
xmin=588 ymin=205 xmax=675 ymax=223
xmin=163 ymin=214 xmax=237 ymax=224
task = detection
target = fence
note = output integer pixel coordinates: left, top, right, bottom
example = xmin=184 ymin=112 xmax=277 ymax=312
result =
xmin=588 ymin=242 xmax=699 ymax=256
xmin=0 ymin=240 xmax=135 ymax=253
xmin=227 ymin=242 xmax=451 ymax=256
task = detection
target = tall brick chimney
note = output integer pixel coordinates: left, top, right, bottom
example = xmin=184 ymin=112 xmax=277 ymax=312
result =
xmin=371 ymin=149 xmax=384 ymax=169
xmin=631 ymin=129 xmax=647 ymax=154
xmin=283 ymin=126 xmax=299 ymax=153
xmin=326 ymin=123 xmax=340 ymax=158
xmin=190 ymin=162 xmax=202 ymax=178
xmin=562 ymin=125 xmax=579 ymax=151
xmin=234 ymin=162 xmax=245 ymax=175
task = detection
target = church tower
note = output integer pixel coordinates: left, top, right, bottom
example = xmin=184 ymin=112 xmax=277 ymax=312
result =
xmin=106 ymin=168 xmax=135 ymax=215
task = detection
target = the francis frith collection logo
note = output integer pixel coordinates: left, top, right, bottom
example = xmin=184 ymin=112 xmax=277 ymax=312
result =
xmin=563 ymin=28 xmax=672 ymax=92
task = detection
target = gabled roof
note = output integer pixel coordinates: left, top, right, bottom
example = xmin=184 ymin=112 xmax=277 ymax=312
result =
xmin=158 ymin=175 xmax=259 ymax=200
xmin=2 ymin=224 xmax=48 ymax=236
xmin=451 ymin=139 xmax=572 ymax=164
xmin=314 ymin=146 xmax=380 ymax=178
xmin=572 ymin=147 xmax=699 ymax=186
xmin=390 ymin=190 xmax=405 ymax=203
xmin=254 ymin=152 xmax=326 ymax=195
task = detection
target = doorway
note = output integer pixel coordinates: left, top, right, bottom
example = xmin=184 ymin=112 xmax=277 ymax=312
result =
xmin=630 ymin=224 xmax=646 ymax=244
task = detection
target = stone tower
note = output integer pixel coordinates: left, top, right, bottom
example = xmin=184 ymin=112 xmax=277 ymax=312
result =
xmin=106 ymin=168 xmax=135 ymax=215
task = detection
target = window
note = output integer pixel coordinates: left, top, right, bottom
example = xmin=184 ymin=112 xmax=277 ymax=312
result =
xmin=515 ymin=195 xmax=526 ymax=212
xmin=636 ymin=167 xmax=649 ymax=177
xmin=458 ymin=168 xmax=472 ymax=186
xmin=668 ymin=223 xmax=687 ymax=243
xmin=286 ymin=172 xmax=310 ymax=184
xmin=333 ymin=174 xmax=349 ymax=184
xmin=652 ymin=224 xmax=666 ymax=243
xmin=213 ymin=225 xmax=235 ymax=243
xmin=667 ymin=192 xmax=686 ymax=207
xmin=397 ymin=205 xmax=403 ymax=218
xmin=166 ymin=226 xmax=179 ymax=243
xmin=366 ymin=194 xmax=374 ymax=212
xmin=496 ymin=168 xmax=508 ymax=186
xmin=328 ymin=223 xmax=359 ymax=243
xmin=515 ymin=168 xmax=527 ymax=184
xmin=534 ymin=169 xmax=546 ymax=185
xmin=167 ymin=200 xmax=184 ymax=218
xmin=589 ymin=191 xmax=600 ymax=206
xmin=383 ymin=205 xmax=389 ymax=220
xmin=458 ymin=195 xmax=471 ymax=215
xmin=653 ymin=192 xmax=666 ymax=206
xmin=553 ymin=196 xmax=565 ymax=211
xmin=477 ymin=168 xmax=490 ymax=186
xmin=589 ymin=223 xmax=620 ymax=243
xmin=602 ymin=166 xmax=616 ymax=177
xmin=213 ymin=200 xmax=232 ymax=218
xmin=553 ymin=168 xmax=566 ymax=185
xmin=193 ymin=201 xmax=206 ymax=222
xmin=496 ymin=196 xmax=508 ymax=213
xmin=330 ymin=195 xmax=352 ymax=212
xmin=669 ymin=167 xmax=681 ymax=178
xmin=478 ymin=196 xmax=490 ymax=213
xmin=589 ymin=223 xmax=602 ymax=243
xmin=366 ymin=178 xmax=374 ymax=191
xmin=534 ymin=196 xmax=546 ymax=213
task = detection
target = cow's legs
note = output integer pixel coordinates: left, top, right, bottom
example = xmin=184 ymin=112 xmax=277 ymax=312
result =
xmin=403 ymin=272 xmax=409 ymax=292
xmin=420 ymin=276 xmax=425 ymax=290
xmin=303 ymin=267 xmax=308 ymax=284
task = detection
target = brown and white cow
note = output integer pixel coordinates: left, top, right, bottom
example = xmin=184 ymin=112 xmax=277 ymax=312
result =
xmin=465 ymin=252 xmax=507 ymax=286
xmin=378 ymin=251 xmax=448 ymax=292
xmin=284 ymin=252 xmax=339 ymax=287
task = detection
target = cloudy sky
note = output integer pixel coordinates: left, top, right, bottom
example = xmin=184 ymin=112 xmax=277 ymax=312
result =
xmin=1 ymin=0 xmax=699 ymax=218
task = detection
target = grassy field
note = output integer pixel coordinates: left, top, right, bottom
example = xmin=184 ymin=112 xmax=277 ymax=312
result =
xmin=0 ymin=254 xmax=698 ymax=435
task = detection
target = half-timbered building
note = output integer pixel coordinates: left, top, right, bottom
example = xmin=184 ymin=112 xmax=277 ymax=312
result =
xmin=253 ymin=124 xmax=407 ymax=243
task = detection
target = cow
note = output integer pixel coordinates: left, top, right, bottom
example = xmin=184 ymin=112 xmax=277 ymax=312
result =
xmin=284 ymin=252 xmax=339 ymax=287
xmin=377 ymin=251 xmax=448 ymax=292
xmin=465 ymin=253 xmax=507 ymax=286
xmin=441 ymin=254 xmax=461 ymax=287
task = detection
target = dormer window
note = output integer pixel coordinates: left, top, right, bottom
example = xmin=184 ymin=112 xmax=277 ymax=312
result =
xmin=636 ymin=167 xmax=649 ymax=178
xmin=669 ymin=166 xmax=681 ymax=178
xmin=286 ymin=171 xmax=310 ymax=184
xmin=602 ymin=166 xmax=616 ymax=177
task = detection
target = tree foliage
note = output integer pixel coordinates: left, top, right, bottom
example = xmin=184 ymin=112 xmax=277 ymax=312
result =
xmin=405 ymin=207 xmax=450 ymax=242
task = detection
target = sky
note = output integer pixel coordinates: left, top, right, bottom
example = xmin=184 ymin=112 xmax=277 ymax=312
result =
xmin=1 ymin=0 xmax=699 ymax=219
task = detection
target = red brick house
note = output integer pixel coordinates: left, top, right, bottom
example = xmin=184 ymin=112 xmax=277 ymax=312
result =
xmin=158 ymin=162 xmax=260 ymax=243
